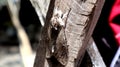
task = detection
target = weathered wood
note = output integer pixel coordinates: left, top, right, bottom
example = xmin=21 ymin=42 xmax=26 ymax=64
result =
xmin=87 ymin=38 xmax=106 ymax=67
xmin=75 ymin=0 xmax=105 ymax=66
xmin=33 ymin=0 xmax=56 ymax=67
xmin=32 ymin=0 xmax=105 ymax=67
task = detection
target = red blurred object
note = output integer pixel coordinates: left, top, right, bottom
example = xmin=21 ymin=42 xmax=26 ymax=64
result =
xmin=109 ymin=0 xmax=120 ymax=45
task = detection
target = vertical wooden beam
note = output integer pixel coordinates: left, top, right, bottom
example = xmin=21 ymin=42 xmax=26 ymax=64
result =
xmin=32 ymin=0 xmax=105 ymax=67
xmin=33 ymin=0 xmax=56 ymax=67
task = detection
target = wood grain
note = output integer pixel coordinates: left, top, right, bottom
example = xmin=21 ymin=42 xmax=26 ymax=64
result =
xmin=31 ymin=0 xmax=105 ymax=67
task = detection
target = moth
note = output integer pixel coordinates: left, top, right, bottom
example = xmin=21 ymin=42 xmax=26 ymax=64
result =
xmin=50 ymin=7 xmax=71 ymax=65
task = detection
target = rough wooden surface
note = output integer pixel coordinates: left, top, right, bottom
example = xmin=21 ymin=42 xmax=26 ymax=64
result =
xmin=75 ymin=0 xmax=105 ymax=66
xmin=32 ymin=0 xmax=105 ymax=67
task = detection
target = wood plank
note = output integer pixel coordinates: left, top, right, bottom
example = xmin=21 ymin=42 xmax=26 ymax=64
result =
xmin=32 ymin=0 xmax=105 ymax=67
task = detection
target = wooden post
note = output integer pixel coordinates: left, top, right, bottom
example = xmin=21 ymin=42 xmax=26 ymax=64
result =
xmin=31 ymin=0 xmax=105 ymax=67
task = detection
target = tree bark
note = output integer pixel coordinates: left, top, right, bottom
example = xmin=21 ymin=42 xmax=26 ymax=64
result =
xmin=33 ymin=0 xmax=105 ymax=67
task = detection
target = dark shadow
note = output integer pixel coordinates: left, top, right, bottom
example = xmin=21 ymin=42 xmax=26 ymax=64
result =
xmin=112 ymin=15 xmax=120 ymax=25
xmin=80 ymin=51 xmax=92 ymax=67
xmin=47 ymin=56 xmax=64 ymax=67
xmin=0 ymin=6 xmax=18 ymax=46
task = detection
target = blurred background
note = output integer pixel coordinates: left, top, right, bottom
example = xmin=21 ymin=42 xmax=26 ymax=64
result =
xmin=0 ymin=0 xmax=50 ymax=67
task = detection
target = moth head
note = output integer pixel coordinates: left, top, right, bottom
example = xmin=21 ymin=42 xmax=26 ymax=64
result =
xmin=54 ymin=7 xmax=63 ymax=18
